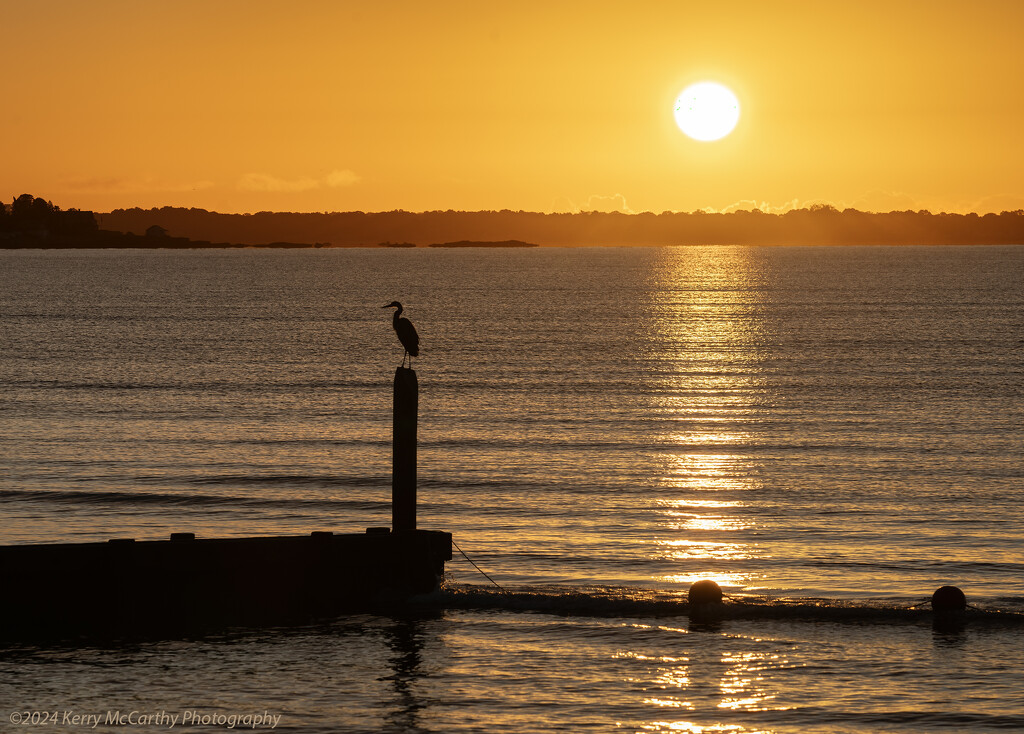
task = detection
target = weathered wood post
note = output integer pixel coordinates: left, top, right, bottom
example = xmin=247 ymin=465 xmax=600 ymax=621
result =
xmin=392 ymin=366 xmax=418 ymax=531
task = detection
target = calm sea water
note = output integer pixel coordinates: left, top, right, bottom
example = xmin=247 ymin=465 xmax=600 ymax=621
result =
xmin=2 ymin=246 xmax=1023 ymax=732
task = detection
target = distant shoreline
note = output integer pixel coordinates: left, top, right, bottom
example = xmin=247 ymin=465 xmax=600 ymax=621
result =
xmin=0 ymin=235 xmax=543 ymax=250
xmin=94 ymin=206 xmax=1024 ymax=247
xmin=2 ymin=238 xmax=1022 ymax=250
xmin=428 ymin=240 xmax=538 ymax=248
xmin=5 ymin=196 xmax=1024 ymax=247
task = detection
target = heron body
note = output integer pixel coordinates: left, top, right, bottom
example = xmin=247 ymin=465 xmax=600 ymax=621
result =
xmin=382 ymin=301 xmax=419 ymax=366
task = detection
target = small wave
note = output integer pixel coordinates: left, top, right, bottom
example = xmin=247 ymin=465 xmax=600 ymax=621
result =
xmin=185 ymin=473 xmax=388 ymax=488
xmin=0 ymin=488 xmax=389 ymax=511
xmin=7 ymin=379 xmax=380 ymax=391
xmin=220 ymin=438 xmax=389 ymax=447
xmin=433 ymin=583 xmax=1024 ymax=626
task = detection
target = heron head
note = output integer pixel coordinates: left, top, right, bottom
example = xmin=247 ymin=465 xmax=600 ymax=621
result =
xmin=381 ymin=301 xmax=402 ymax=309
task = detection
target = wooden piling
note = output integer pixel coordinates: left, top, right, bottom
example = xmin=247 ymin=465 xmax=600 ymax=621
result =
xmin=392 ymin=366 xmax=418 ymax=531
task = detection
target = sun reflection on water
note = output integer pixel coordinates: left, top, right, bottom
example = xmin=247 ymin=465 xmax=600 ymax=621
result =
xmin=659 ymin=571 xmax=752 ymax=587
xmin=625 ymin=628 xmax=797 ymax=733
xmin=631 ymin=250 xmax=797 ymax=727
xmin=645 ymin=248 xmax=771 ymax=593
xmin=616 ymin=620 xmax=799 ymax=730
xmin=717 ymin=649 xmax=796 ymax=714
xmin=666 ymin=515 xmax=753 ymax=532
xmin=659 ymin=451 xmax=754 ymax=488
xmin=640 ymin=721 xmax=762 ymax=733
xmin=656 ymin=540 xmax=750 ymax=560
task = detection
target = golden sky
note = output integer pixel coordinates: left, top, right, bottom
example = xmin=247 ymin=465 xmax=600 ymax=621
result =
xmin=4 ymin=0 xmax=1023 ymax=214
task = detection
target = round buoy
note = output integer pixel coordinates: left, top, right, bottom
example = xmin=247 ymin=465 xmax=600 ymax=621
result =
xmin=688 ymin=579 xmax=723 ymax=605
xmin=931 ymin=585 xmax=967 ymax=612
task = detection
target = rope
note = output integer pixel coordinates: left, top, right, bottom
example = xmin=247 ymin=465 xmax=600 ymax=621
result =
xmin=452 ymin=539 xmax=508 ymax=594
xmin=908 ymin=600 xmax=977 ymax=610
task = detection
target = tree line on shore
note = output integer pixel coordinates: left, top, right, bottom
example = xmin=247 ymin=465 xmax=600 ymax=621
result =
xmin=0 ymin=194 xmax=97 ymax=238
xmin=5 ymin=194 xmax=1024 ymax=247
xmin=101 ymin=204 xmax=1024 ymax=246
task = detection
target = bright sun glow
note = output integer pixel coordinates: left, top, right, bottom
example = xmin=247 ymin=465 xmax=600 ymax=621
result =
xmin=674 ymin=82 xmax=740 ymax=141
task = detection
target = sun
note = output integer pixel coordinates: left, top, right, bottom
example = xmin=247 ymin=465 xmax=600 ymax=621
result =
xmin=674 ymin=82 xmax=740 ymax=141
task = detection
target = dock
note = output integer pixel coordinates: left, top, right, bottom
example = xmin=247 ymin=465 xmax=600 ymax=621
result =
xmin=0 ymin=529 xmax=451 ymax=639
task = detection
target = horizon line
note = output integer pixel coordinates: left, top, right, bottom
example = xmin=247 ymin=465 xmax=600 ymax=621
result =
xmin=95 ymin=204 xmax=1024 ymax=218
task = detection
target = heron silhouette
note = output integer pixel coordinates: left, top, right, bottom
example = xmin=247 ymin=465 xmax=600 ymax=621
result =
xmin=382 ymin=301 xmax=419 ymax=368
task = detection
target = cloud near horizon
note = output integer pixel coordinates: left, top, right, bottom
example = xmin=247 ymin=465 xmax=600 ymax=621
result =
xmin=238 ymin=169 xmax=360 ymax=192
xmin=59 ymin=177 xmax=215 ymax=194
xmin=580 ymin=193 xmax=633 ymax=214
xmin=965 ymin=193 xmax=1024 ymax=214
xmin=847 ymin=190 xmax=918 ymax=213
xmin=324 ymin=169 xmax=360 ymax=187
xmin=717 ymin=198 xmax=804 ymax=215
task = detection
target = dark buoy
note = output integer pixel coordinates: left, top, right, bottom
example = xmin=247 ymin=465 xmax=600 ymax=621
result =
xmin=688 ymin=579 xmax=723 ymax=605
xmin=931 ymin=585 xmax=967 ymax=612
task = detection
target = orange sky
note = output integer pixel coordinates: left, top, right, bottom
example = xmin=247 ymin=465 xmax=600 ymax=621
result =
xmin=4 ymin=0 xmax=1023 ymax=214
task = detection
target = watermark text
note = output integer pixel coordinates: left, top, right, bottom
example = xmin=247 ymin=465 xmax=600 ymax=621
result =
xmin=9 ymin=709 xmax=281 ymax=729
